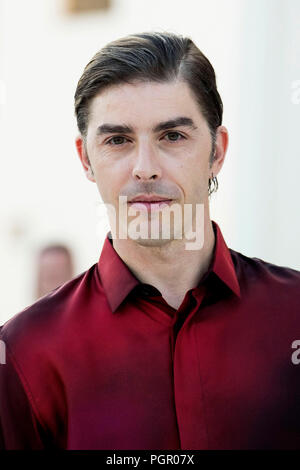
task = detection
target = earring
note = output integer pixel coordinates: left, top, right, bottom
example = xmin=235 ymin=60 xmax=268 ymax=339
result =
xmin=208 ymin=173 xmax=218 ymax=196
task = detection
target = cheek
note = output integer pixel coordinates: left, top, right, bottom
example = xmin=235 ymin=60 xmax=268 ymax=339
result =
xmin=178 ymin=153 xmax=208 ymax=182
xmin=178 ymin=160 xmax=209 ymax=201
xmin=93 ymin=160 xmax=127 ymax=203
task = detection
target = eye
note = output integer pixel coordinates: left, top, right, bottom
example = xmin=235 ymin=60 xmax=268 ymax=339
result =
xmin=163 ymin=131 xmax=185 ymax=143
xmin=106 ymin=136 xmax=129 ymax=146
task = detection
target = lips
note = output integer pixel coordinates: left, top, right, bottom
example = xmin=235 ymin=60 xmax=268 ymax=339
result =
xmin=128 ymin=196 xmax=173 ymax=212
xmin=129 ymin=199 xmax=172 ymax=203
xmin=129 ymin=194 xmax=172 ymax=203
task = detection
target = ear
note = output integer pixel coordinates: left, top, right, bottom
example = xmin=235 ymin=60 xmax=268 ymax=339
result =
xmin=210 ymin=125 xmax=229 ymax=176
xmin=75 ymin=135 xmax=96 ymax=183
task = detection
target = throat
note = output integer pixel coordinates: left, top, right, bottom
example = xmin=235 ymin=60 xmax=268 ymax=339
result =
xmin=162 ymin=293 xmax=186 ymax=310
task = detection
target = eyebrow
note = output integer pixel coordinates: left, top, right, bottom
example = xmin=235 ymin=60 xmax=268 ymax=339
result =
xmin=96 ymin=116 xmax=197 ymax=136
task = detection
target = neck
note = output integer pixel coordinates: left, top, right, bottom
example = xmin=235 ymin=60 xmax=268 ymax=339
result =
xmin=111 ymin=213 xmax=216 ymax=309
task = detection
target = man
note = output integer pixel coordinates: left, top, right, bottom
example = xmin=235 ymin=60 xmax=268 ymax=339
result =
xmin=35 ymin=244 xmax=74 ymax=299
xmin=0 ymin=31 xmax=299 ymax=450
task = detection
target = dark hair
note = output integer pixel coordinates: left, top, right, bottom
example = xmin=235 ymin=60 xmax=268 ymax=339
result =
xmin=74 ymin=31 xmax=223 ymax=163
xmin=39 ymin=244 xmax=73 ymax=260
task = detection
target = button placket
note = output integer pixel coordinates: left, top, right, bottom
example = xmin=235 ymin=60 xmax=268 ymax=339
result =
xmin=172 ymin=289 xmax=208 ymax=449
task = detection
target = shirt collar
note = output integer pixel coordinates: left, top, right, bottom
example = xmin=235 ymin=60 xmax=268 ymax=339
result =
xmin=97 ymin=220 xmax=241 ymax=312
xmin=204 ymin=221 xmax=241 ymax=298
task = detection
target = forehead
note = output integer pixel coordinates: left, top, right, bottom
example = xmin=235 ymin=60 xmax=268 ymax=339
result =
xmin=88 ymin=79 xmax=206 ymax=128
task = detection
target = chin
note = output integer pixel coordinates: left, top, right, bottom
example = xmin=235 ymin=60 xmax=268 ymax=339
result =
xmin=130 ymin=236 xmax=175 ymax=248
xmin=127 ymin=223 xmax=184 ymax=248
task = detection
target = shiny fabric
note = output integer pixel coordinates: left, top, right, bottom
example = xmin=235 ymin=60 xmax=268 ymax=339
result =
xmin=1 ymin=221 xmax=300 ymax=449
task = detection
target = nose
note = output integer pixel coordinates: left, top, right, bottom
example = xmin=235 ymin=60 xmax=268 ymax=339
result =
xmin=132 ymin=141 xmax=162 ymax=181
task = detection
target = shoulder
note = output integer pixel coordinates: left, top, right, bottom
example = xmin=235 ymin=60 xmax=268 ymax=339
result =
xmin=230 ymin=248 xmax=300 ymax=294
xmin=0 ymin=262 xmax=102 ymax=355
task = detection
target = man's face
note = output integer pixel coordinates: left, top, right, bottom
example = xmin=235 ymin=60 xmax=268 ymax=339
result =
xmin=76 ymin=79 xmax=227 ymax=246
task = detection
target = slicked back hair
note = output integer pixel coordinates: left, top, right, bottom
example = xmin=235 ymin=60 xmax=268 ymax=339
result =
xmin=74 ymin=31 xmax=223 ymax=164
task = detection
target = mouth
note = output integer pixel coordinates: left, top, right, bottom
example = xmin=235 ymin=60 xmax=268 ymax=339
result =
xmin=128 ymin=200 xmax=173 ymax=211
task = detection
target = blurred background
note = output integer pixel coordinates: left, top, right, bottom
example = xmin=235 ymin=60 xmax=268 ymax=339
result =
xmin=0 ymin=0 xmax=299 ymax=324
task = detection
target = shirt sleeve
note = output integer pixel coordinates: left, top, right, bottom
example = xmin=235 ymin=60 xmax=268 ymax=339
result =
xmin=0 ymin=343 xmax=50 ymax=449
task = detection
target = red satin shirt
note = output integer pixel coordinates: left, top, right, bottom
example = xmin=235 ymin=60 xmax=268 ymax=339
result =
xmin=1 ymin=221 xmax=300 ymax=449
